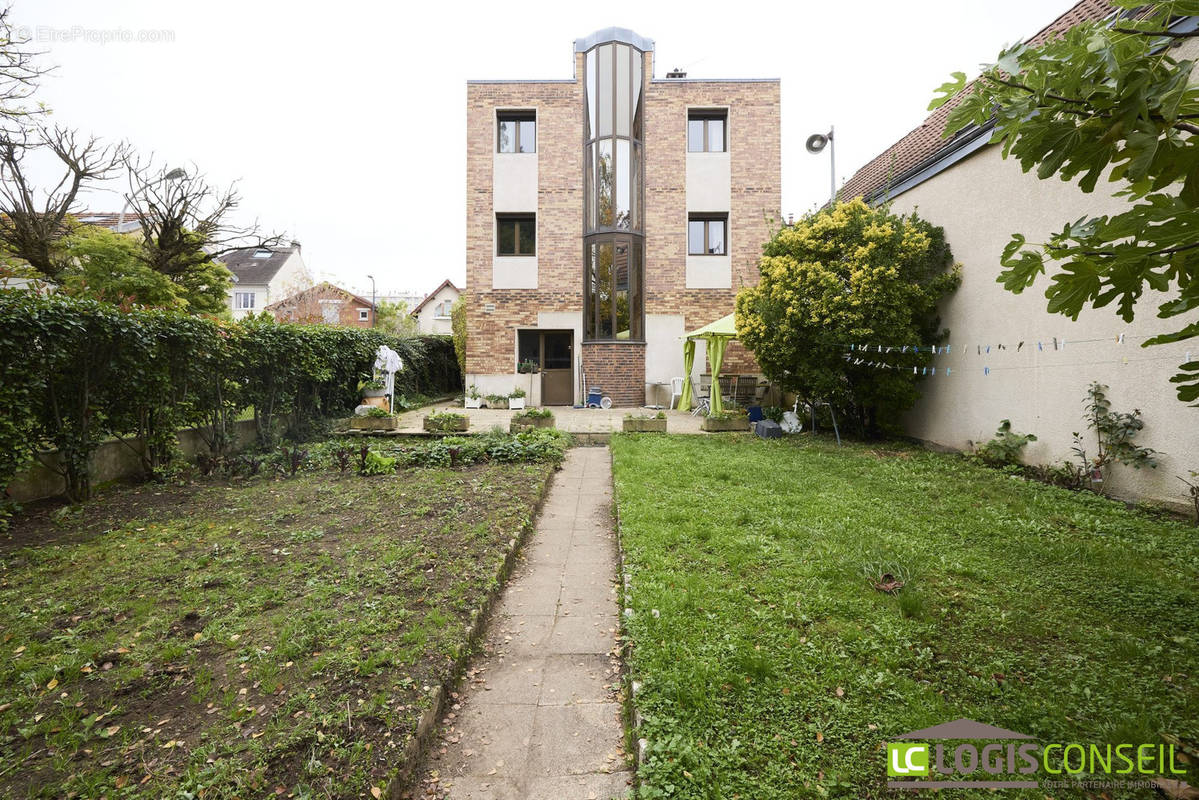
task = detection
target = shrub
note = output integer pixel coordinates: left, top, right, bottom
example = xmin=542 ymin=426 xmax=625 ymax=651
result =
xmin=514 ymin=408 xmax=553 ymax=420
xmin=973 ymin=419 xmax=1037 ymax=466
xmin=360 ymin=450 xmax=397 ymax=476
xmin=364 ymin=407 xmax=392 ymax=418
xmin=0 ymin=291 xmax=462 ymax=502
xmin=425 ymin=411 xmax=467 ymax=432
xmin=736 ymin=199 xmax=961 ymax=437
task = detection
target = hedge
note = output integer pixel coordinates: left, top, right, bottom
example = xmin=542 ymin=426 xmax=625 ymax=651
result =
xmin=0 ymin=291 xmax=461 ymax=504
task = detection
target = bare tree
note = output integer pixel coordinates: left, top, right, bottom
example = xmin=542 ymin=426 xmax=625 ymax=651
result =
xmin=0 ymin=126 xmax=126 ymax=279
xmin=0 ymin=6 xmax=51 ymax=128
xmin=123 ymin=154 xmax=284 ymax=279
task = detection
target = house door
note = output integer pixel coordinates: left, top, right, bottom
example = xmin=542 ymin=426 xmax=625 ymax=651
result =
xmin=540 ymin=332 xmax=573 ymax=405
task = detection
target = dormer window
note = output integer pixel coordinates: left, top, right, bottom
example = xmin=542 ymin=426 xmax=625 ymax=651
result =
xmin=252 ymin=248 xmax=272 ymax=259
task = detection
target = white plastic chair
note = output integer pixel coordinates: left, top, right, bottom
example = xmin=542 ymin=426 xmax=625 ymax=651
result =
xmin=669 ymin=376 xmax=684 ymax=409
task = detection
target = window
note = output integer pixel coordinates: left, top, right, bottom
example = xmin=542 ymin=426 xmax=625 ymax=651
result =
xmin=358 ymin=308 xmax=370 ymax=321
xmin=497 ymin=111 xmax=536 ymax=153
xmin=585 ymin=236 xmax=643 ymax=341
xmin=687 ymin=110 xmax=726 ymax=153
xmin=497 ymin=214 xmax=535 ymax=256
xmin=251 ymin=248 xmax=272 ymax=259
xmin=234 ymin=291 xmax=255 ymax=310
xmin=434 ymin=301 xmax=452 ymax=318
xmin=688 ymin=215 xmax=727 ymax=255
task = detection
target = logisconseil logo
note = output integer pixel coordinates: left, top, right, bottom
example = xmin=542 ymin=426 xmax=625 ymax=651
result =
xmin=885 ymin=719 xmax=1192 ymax=791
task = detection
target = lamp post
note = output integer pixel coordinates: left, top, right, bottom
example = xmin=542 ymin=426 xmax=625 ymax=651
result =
xmin=805 ymin=127 xmax=836 ymax=206
xmin=116 ymin=166 xmax=186 ymax=231
xmin=366 ymin=274 xmax=376 ymax=327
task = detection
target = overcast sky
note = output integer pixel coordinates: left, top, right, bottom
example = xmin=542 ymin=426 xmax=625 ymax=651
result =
xmin=12 ymin=0 xmax=1076 ymax=297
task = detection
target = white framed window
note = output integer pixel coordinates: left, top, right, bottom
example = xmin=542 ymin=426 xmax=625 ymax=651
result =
xmin=434 ymin=301 xmax=452 ymax=318
xmin=358 ymin=307 xmax=370 ymax=321
xmin=234 ymin=291 xmax=256 ymax=310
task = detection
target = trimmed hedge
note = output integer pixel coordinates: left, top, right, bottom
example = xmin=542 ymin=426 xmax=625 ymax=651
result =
xmin=0 ymin=291 xmax=461 ymax=503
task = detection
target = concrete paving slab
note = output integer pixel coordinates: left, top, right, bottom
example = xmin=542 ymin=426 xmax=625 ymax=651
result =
xmin=416 ymin=447 xmax=630 ymax=798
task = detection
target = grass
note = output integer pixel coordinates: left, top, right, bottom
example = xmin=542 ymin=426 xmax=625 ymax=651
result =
xmin=0 ymin=461 xmax=553 ymax=798
xmin=611 ymin=434 xmax=1199 ymax=799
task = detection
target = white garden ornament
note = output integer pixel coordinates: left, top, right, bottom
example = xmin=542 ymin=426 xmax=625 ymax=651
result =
xmin=373 ymin=345 xmax=403 ymax=412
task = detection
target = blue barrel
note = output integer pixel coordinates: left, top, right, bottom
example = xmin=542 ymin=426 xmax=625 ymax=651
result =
xmin=587 ymin=387 xmax=602 ymax=407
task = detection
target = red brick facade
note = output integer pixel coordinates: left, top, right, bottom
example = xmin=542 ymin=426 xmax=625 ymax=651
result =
xmin=265 ymin=282 xmax=375 ymax=328
xmin=465 ymin=35 xmax=780 ymax=405
xmin=581 ymin=342 xmax=646 ymax=406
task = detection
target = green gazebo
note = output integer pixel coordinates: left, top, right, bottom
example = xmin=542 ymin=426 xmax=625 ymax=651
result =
xmin=677 ymin=313 xmax=737 ymax=414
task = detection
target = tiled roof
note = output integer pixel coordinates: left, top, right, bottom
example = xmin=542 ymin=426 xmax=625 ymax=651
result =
xmin=219 ymin=245 xmax=300 ymax=285
xmin=264 ymin=281 xmax=373 ymax=311
xmin=840 ymin=0 xmax=1115 ymax=203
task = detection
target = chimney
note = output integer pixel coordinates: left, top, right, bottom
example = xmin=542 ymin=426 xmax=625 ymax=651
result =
xmin=666 ymin=68 xmax=686 ymax=78
xmin=290 ymin=240 xmax=301 ymax=251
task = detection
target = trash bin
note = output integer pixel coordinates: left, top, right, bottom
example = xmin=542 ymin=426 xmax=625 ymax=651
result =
xmin=754 ymin=420 xmax=783 ymax=439
xmin=587 ymin=387 xmax=603 ymax=407
xmin=747 ymin=405 xmax=764 ymax=422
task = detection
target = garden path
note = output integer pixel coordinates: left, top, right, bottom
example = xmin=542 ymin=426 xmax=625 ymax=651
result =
xmin=414 ymin=446 xmax=631 ymax=799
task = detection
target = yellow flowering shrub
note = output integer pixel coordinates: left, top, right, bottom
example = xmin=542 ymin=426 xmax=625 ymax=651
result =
xmin=735 ymin=199 xmax=960 ymax=436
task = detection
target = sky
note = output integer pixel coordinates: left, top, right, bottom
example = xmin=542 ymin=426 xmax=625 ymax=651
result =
xmin=10 ymin=0 xmax=1078 ymax=298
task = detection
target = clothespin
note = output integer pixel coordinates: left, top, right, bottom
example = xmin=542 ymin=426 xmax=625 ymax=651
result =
xmin=946 ymin=345 xmax=951 ymax=355
xmin=1117 ymin=333 xmax=1125 ymax=345
xmin=1122 ymin=356 xmax=1128 ymax=365
xmin=1062 ymin=338 xmax=1067 ymax=350
xmin=913 ymin=366 xmax=917 ymax=374
xmin=946 ymin=367 xmax=952 ymax=376
xmin=1053 ymin=337 xmax=1058 ymax=351
xmin=986 ymin=345 xmax=991 ymax=354
xmin=902 ymin=345 xmax=908 ymax=354
xmin=977 ymin=345 xmax=981 ymax=355
xmin=931 ymin=367 xmax=936 ymax=376
xmin=1037 ymin=341 xmax=1043 ymax=352
xmin=1017 ymin=341 xmax=1024 ymax=352
xmin=984 ymin=366 xmax=990 ymax=376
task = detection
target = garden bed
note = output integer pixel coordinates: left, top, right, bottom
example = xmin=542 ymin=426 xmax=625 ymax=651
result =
xmin=0 ymin=461 xmax=555 ymax=798
xmin=349 ymin=414 xmax=398 ymax=430
xmin=700 ymin=415 xmax=749 ymax=432
xmin=623 ymin=416 xmax=667 ymax=433
xmin=612 ymin=435 xmax=1199 ymax=798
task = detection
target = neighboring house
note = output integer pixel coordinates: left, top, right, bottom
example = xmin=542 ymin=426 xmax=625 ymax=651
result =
xmin=465 ymin=28 xmax=781 ymax=406
xmin=841 ymin=0 xmax=1197 ymax=505
xmin=410 ymin=279 xmax=459 ymax=335
xmin=265 ymin=281 xmax=376 ymax=327
xmin=220 ymin=243 xmax=310 ymax=320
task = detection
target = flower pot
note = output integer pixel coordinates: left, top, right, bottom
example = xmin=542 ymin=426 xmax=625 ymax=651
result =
xmin=464 ymin=396 xmax=482 ymax=409
xmin=623 ymin=418 xmax=667 ymax=433
xmin=349 ymin=415 xmax=398 ymax=430
xmin=509 ymin=397 xmax=526 ymax=410
xmin=361 ymin=396 xmax=389 ymax=410
xmin=362 ymin=387 xmax=387 ymax=398
xmin=423 ymin=415 xmax=469 ymax=432
xmin=701 ymin=416 xmax=750 ymax=432
xmin=510 ymin=415 xmax=555 ymax=432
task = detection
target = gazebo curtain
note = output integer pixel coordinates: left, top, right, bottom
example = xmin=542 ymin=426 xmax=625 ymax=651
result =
xmin=678 ymin=339 xmax=696 ymax=411
xmin=706 ymin=336 xmax=729 ymax=415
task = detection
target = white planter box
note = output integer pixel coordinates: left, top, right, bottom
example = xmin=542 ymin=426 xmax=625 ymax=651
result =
xmin=508 ymin=397 xmax=526 ymax=410
xmin=465 ymin=397 xmax=483 ymax=409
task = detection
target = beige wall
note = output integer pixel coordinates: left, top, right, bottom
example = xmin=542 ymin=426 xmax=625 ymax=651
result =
xmin=887 ymin=139 xmax=1198 ymax=507
xmin=415 ymin=284 xmax=459 ymax=334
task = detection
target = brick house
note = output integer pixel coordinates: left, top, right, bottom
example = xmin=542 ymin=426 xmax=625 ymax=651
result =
xmin=265 ymin=281 xmax=376 ymax=327
xmin=465 ymin=28 xmax=781 ymax=406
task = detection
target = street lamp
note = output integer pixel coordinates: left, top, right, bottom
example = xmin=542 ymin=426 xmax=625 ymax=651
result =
xmin=366 ymin=274 xmax=376 ymax=327
xmin=805 ymin=127 xmax=836 ymax=207
xmin=117 ymin=166 xmax=186 ymax=231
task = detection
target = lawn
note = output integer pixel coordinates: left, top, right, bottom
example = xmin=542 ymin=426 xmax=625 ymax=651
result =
xmin=0 ymin=461 xmax=554 ymax=798
xmin=611 ymin=434 xmax=1199 ymax=799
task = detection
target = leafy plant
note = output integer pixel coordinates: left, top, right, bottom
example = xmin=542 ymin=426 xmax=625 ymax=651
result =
xmin=359 ymin=450 xmax=397 ymax=476
xmin=484 ymin=393 xmax=509 ymax=408
xmin=450 ymin=295 xmax=467 ymax=380
xmin=761 ymin=406 xmax=785 ymax=424
xmin=735 ymin=199 xmax=961 ymax=437
xmin=466 ymin=384 xmax=481 ymax=400
xmin=513 ymin=408 xmax=553 ymax=420
xmin=517 ymin=359 xmax=539 ymax=374
xmin=358 ymin=375 xmax=386 ymax=392
xmin=332 ymin=447 xmax=351 ymax=473
xmin=973 ymin=419 xmax=1037 ymax=467
xmin=930 ymin=1 xmax=1199 ymax=404
xmin=510 ymin=387 xmax=527 ymax=399
xmin=363 ymin=407 xmax=392 ymax=419
xmin=1083 ymin=382 xmax=1157 ymax=480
